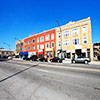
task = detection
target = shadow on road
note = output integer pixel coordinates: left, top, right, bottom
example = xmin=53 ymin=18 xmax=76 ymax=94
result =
xmin=0 ymin=64 xmax=38 ymax=83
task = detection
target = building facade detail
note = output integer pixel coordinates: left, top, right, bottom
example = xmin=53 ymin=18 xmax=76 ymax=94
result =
xmin=16 ymin=17 xmax=93 ymax=60
xmin=56 ymin=17 xmax=93 ymax=60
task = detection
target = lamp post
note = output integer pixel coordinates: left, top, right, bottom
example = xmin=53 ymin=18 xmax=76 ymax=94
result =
xmin=3 ymin=42 xmax=11 ymax=50
xmin=56 ymin=20 xmax=63 ymax=59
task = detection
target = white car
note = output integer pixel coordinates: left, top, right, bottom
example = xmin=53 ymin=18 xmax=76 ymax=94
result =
xmin=72 ymin=56 xmax=90 ymax=64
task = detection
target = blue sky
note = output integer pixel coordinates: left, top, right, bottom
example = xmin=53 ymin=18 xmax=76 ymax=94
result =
xmin=0 ymin=0 xmax=100 ymax=50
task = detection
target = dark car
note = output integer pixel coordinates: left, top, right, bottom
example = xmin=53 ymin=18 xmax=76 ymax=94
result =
xmin=39 ymin=57 xmax=47 ymax=62
xmin=0 ymin=56 xmax=8 ymax=61
xmin=97 ymin=55 xmax=100 ymax=61
xmin=71 ymin=56 xmax=90 ymax=64
xmin=30 ymin=55 xmax=38 ymax=61
xmin=50 ymin=57 xmax=62 ymax=63
xmin=23 ymin=56 xmax=30 ymax=60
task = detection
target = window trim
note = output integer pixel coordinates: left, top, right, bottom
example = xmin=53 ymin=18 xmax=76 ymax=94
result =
xmin=72 ymin=38 xmax=80 ymax=45
xmin=37 ymin=45 xmax=39 ymax=50
xmin=51 ymin=33 xmax=54 ymax=40
xmin=40 ymin=36 xmax=44 ymax=42
xmin=32 ymin=46 xmax=35 ymax=50
xmin=37 ymin=38 xmax=39 ymax=43
xmin=45 ymin=43 xmax=50 ymax=48
xmin=64 ymin=40 xmax=70 ymax=46
xmin=40 ymin=44 xmax=44 ymax=49
xmin=83 ymin=37 xmax=88 ymax=44
xmin=32 ymin=39 xmax=35 ymax=44
xmin=45 ymin=34 xmax=50 ymax=41
xmin=28 ymin=41 xmax=31 ymax=45
xmin=82 ymin=25 xmax=87 ymax=34
xmin=51 ymin=42 xmax=54 ymax=48
xmin=28 ymin=46 xmax=30 ymax=51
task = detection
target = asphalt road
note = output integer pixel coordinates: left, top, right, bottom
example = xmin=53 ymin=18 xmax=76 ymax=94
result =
xmin=0 ymin=60 xmax=100 ymax=100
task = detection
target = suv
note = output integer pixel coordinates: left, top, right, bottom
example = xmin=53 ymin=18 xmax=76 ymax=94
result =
xmin=71 ymin=56 xmax=90 ymax=64
xmin=50 ymin=57 xmax=62 ymax=63
xmin=30 ymin=55 xmax=38 ymax=61
xmin=39 ymin=57 xmax=47 ymax=62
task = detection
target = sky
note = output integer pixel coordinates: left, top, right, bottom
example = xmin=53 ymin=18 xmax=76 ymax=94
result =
xmin=0 ymin=0 xmax=100 ymax=50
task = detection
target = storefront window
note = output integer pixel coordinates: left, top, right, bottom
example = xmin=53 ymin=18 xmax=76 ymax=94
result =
xmin=47 ymin=51 xmax=52 ymax=57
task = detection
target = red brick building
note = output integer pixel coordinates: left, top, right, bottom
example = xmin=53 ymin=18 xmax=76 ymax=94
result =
xmin=23 ymin=29 xmax=56 ymax=60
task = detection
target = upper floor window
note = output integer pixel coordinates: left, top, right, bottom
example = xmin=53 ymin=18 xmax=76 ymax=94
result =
xmin=58 ymin=41 xmax=61 ymax=47
xmin=37 ymin=38 xmax=39 ymax=43
xmin=72 ymin=28 xmax=79 ymax=35
xmin=72 ymin=38 xmax=79 ymax=45
xmin=51 ymin=34 xmax=54 ymax=40
xmin=28 ymin=41 xmax=31 ymax=45
xmin=37 ymin=45 xmax=39 ymax=49
xmin=40 ymin=44 xmax=44 ymax=49
xmin=51 ymin=42 xmax=54 ymax=48
xmin=40 ymin=36 xmax=44 ymax=42
xmin=58 ymin=32 xmax=61 ymax=38
xmin=32 ymin=46 xmax=35 ymax=50
xmin=63 ymin=30 xmax=69 ymax=37
xmin=28 ymin=46 xmax=30 ymax=51
xmin=32 ymin=39 xmax=35 ymax=43
xmin=64 ymin=40 xmax=70 ymax=46
xmin=83 ymin=37 xmax=87 ymax=44
xmin=82 ymin=25 xmax=87 ymax=34
xmin=25 ymin=42 xmax=27 ymax=45
xmin=21 ymin=43 xmax=23 ymax=46
xmin=25 ymin=47 xmax=26 ymax=51
xmin=45 ymin=34 xmax=50 ymax=41
xmin=46 ymin=43 xmax=50 ymax=48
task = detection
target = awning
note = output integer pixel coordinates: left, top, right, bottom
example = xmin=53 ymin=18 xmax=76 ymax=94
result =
xmin=28 ymin=52 xmax=36 ymax=55
xmin=19 ymin=52 xmax=23 ymax=55
xmin=38 ymin=52 xmax=43 ymax=55
xmin=23 ymin=52 xmax=28 ymax=55
xmin=19 ymin=52 xmax=28 ymax=55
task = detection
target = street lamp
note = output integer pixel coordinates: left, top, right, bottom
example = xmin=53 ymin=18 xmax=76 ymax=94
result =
xmin=3 ymin=42 xmax=11 ymax=50
xmin=56 ymin=20 xmax=63 ymax=59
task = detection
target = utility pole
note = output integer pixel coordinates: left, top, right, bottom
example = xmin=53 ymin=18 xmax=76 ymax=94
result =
xmin=56 ymin=20 xmax=64 ymax=59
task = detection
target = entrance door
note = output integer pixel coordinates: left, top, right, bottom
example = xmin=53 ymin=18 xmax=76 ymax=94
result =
xmin=75 ymin=49 xmax=82 ymax=57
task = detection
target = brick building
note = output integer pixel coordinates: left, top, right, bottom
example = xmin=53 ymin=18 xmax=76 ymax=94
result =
xmin=22 ymin=29 xmax=56 ymax=60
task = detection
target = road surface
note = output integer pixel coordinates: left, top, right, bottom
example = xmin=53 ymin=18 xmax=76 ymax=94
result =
xmin=0 ymin=60 xmax=100 ymax=100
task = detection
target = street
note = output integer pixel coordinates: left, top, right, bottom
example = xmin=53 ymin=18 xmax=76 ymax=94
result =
xmin=0 ymin=60 xmax=100 ymax=100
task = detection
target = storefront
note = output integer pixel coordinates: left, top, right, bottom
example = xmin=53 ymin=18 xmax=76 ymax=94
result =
xmin=38 ymin=49 xmax=44 ymax=58
xmin=19 ymin=52 xmax=28 ymax=58
xmin=45 ymin=48 xmax=54 ymax=60
xmin=28 ymin=52 xmax=36 ymax=58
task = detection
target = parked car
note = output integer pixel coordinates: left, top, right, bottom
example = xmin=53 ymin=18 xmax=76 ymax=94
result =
xmin=71 ymin=56 xmax=90 ymax=64
xmin=97 ymin=55 xmax=100 ymax=61
xmin=50 ymin=57 xmax=62 ymax=63
xmin=8 ymin=56 xmax=12 ymax=60
xmin=39 ymin=57 xmax=47 ymax=62
xmin=30 ymin=55 xmax=38 ymax=61
xmin=23 ymin=56 xmax=30 ymax=60
xmin=0 ymin=56 xmax=8 ymax=61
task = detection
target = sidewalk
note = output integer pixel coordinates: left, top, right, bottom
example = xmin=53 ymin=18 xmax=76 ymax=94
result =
xmin=12 ymin=58 xmax=100 ymax=66
xmin=89 ymin=61 xmax=100 ymax=65
xmin=62 ymin=59 xmax=100 ymax=65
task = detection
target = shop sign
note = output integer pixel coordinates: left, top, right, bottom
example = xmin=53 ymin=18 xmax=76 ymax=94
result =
xmin=75 ymin=45 xmax=82 ymax=49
